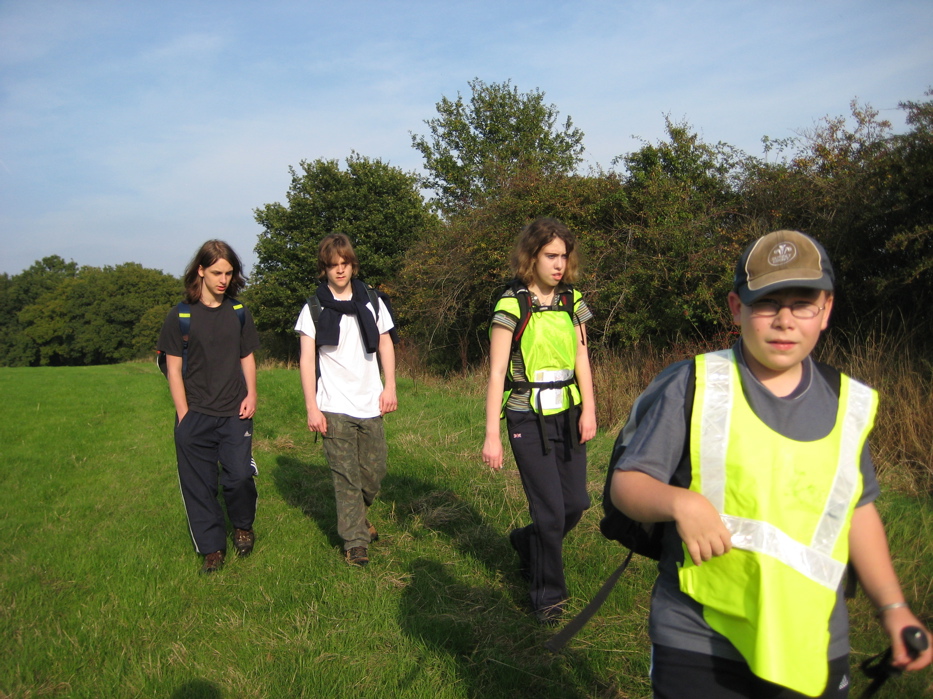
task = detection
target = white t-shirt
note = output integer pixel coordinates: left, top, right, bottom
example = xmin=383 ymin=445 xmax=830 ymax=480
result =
xmin=294 ymin=298 xmax=394 ymax=419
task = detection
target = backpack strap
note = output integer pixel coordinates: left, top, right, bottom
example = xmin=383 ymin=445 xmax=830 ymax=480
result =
xmin=306 ymin=295 xmax=323 ymax=327
xmin=230 ymin=299 xmax=247 ymax=329
xmin=510 ymin=283 xmax=576 ymax=349
xmin=158 ymin=299 xmax=245 ymax=380
xmin=178 ymin=299 xmax=245 ymax=379
xmin=177 ymin=303 xmax=191 ymax=378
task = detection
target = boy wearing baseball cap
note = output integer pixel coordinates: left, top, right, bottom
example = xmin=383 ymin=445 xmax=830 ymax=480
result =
xmin=609 ymin=230 xmax=930 ymax=697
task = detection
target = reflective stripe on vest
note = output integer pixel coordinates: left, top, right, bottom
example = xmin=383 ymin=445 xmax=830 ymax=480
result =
xmin=680 ymin=349 xmax=877 ymax=696
xmin=699 ymin=351 xmax=875 ymax=590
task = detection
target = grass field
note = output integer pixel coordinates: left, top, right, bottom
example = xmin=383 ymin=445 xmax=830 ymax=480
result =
xmin=0 ymin=363 xmax=930 ymax=698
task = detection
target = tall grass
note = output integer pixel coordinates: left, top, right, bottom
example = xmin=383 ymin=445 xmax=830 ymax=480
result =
xmin=0 ymin=360 xmax=930 ymax=698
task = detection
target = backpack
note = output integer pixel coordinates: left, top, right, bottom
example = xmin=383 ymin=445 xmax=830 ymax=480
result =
xmin=156 ymin=299 xmax=247 ymax=379
xmin=546 ymin=358 xmax=843 ymax=652
xmin=597 ymin=362 xmax=696 ymax=561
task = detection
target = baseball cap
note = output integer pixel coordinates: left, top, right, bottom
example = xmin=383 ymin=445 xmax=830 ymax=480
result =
xmin=734 ymin=230 xmax=835 ymax=304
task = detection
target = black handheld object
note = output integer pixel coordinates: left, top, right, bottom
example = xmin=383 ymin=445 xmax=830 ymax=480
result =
xmin=902 ymin=626 xmax=930 ymax=657
xmin=859 ymin=626 xmax=929 ymax=698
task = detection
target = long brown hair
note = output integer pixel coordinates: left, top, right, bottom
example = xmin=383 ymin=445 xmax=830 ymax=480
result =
xmin=183 ymin=240 xmax=247 ymax=303
xmin=510 ymin=217 xmax=580 ymax=285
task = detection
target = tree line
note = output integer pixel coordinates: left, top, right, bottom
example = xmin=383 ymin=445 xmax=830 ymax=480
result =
xmin=2 ymin=79 xmax=931 ymax=369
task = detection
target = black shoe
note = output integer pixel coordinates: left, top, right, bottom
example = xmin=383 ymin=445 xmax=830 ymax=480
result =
xmin=366 ymin=520 xmax=379 ymax=544
xmin=509 ymin=529 xmax=531 ymax=581
xmin=233 ymin=528 xmax=255 ymax=557
xmin=534 ymin=604 xmax=564 ymax=627
xmin=201 ymin=551 xmax=225 ymax=575
xmin=346 ymin=546 xmax=369 ymax=567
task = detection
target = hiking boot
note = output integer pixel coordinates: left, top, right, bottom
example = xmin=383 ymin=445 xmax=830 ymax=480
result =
xmin=509 ymin=529 xmax=531 ymax=581
xmin=233 ymin=528 xmax=255 ymax=557
xmin=201 ymin=551 xmax=225 ymax=575
xmin=345 ymin=546 xmax=369 ymax=567
xmin=534 ymin=604 xmax=564 ymax=627
xmin=366 ymin=520 xmax=379 ymax=543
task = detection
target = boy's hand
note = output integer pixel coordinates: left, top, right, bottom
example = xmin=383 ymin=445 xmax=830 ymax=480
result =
xmin=239 ymin=394 xmax=256 ymax=419
xmin=379 ymin=386 xmax=397 ymax=415
xmin=578 ymin=409 xmax=597 ymax=444
xmin=307 ymin=407 xmax=327 ymax=434
xmin=482 ymin=436 xmax=504 ymax=471
xmin=880 ymin=606 xmax=932 ymax=672
xmin=673 ymin=490 xmax=733 ymax=566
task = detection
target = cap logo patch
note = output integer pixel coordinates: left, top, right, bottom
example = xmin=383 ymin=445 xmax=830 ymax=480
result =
xmin=768 ymin=242 xmax=797 ymax=267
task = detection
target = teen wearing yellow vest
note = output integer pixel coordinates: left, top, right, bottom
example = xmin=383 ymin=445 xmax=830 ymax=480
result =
xmin=610 ymin=231 xmax=931 ymax=697
xmin=482 ymin=218 xmax=597 ymax=626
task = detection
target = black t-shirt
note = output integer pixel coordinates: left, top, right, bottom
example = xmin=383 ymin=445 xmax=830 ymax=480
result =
xmin=157 ymin=299 xmax=261 ymax=417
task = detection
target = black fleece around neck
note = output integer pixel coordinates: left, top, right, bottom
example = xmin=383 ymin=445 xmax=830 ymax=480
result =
xmin=314 ymin=279 xmax=381 ymax=353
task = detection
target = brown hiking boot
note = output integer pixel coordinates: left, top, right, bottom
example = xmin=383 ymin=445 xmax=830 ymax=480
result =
xmin=233 ymin=528 xmax=255 ymax=557
xmin=201 ymin=551 xmax=225 ymax=575
xmin=345 ymin=546 xmax=369 ymax=567
xmin=366 ymin=520 xmax=379 ymax=543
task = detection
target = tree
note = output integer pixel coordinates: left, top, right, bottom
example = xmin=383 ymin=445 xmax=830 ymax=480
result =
xmin=590 ymin=119 xmax=745 ymax=346
xmin=18 ymin=263 xmax=180 ymax=366
xmin=411 ymin=79 xmax=585 ymax=215
xmin=739 ymin=97 xmax=933 ymax=336
xmin=858 ymin=92 xmax=933 ymax=331
xmin=250 ymin=153 xmax=437 ymax=356
xmin=397 ymin=169 xmax=625 ymax=371
xmin=0 ymin=256 xmax=78 ymax=366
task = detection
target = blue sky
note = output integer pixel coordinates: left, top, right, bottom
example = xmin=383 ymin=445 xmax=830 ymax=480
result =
xmin=1 ymin=0 xmax=931 ymax=278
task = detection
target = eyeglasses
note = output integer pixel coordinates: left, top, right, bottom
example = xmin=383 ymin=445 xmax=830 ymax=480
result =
xmin=747 ymin=300 xmax=825 ymax=319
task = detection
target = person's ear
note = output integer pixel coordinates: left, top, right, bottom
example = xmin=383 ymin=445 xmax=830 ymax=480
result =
xmin=820 ymin=293 xmax=834 ymax=330
xmin=727 ymin=291 xmax=743 ymax=325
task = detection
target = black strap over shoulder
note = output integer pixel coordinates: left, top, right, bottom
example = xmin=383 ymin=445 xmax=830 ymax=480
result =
xmin=548 ymin=360 xmax=696 ymax=652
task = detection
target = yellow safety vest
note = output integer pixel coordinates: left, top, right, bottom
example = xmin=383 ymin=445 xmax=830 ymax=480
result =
xmin=493 ymin=291 xmax=582 ymax=415
xmin=678 ymin=350 xmax=877 ymax=696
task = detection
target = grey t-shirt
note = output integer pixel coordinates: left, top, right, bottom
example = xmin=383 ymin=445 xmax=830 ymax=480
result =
xmin=613 ymin=341 xmax=879 ymax=661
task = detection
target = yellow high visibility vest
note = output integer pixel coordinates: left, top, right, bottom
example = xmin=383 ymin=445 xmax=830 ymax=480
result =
xmin=679 ymin=350 xmax=877 ymax=696
xmin=494 ymin=290 xmax=582 ymax=415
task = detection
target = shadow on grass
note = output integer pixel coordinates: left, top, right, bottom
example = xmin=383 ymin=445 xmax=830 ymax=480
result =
xmin=171 ymin=679 xmax=222 ymax=698
xmin=272 ymin=453 xmax=344 ymax=550
xmin=271 ymin=454 xmax=518 ymax=581
xmin=380 ymin=472 xmax=515 ymax=576
xmin=398 ymin=558 xmax=612 ymax=699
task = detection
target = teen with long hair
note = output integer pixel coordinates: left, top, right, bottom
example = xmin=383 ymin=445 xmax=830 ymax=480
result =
xmin=482 ymin=218 xmax=597 ymax=624
xmin=158 ymin=240 xmax=260 ymax=574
